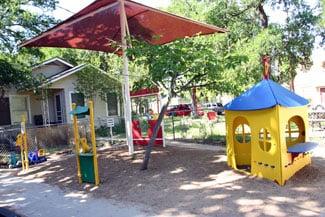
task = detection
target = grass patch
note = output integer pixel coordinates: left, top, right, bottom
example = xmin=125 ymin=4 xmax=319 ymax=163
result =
xmin=164 ymin=115 xmax=226 ymax=145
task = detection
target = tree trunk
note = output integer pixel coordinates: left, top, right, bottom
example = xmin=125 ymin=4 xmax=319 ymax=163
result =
xmin=191 ymin=87 xmax=198 ymax=116
xmin=290 ymin=77 xmax=295 ymax=92
xmin=257 ymin=1 xmax=268 ymax=28
xmin=141 ymin=96 xmax=171 ymax=170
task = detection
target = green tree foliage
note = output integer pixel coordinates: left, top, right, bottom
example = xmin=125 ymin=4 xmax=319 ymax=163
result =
xmin=0 ymin=0 xmax=57 ymax=52
xmin=0 ymin=59 xmax=44 ymax=99
xmin=270 ymin=1 xmax=322 ymax=90
xmin=128 ymin=37 xmax=222 ymax=97
xmin=0 ymin=0 xmax=58 ymax=97
xmin=168 ymin=0 xmax=324 ymax=93
xmin=321 ymin=0 xmax=325 ymax=27
xmin=74 ymin=65 xmax=122 ymax=101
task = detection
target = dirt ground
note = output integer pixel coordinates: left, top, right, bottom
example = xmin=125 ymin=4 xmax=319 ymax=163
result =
xmin=11 ymin=145 xmax=325 ymax=217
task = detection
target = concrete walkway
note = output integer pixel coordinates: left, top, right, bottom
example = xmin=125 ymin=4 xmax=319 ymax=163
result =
xmin=0 ymin=171 xmax=152 ymax=217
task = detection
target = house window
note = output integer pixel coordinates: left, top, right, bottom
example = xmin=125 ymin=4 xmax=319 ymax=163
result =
xmin=71 ymin=93 xmax=85 ymax=107
xmin=0 ymin=98 xmax=11 ymax=126
xmin=107 ymin=92 xmax=119 ymax=116
xmin=10 ymin=96 xmax=29 ymax=124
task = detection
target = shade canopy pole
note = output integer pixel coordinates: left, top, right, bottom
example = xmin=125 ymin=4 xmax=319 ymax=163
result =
xmin=119 ymin=0 xmax=134 ymax=154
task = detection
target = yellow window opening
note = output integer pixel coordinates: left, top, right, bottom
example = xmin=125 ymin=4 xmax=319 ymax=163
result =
xmin=259 ymin=128 xmax=272 ymax=152
xmin=235 ymin=124 xmax=251 ymax=144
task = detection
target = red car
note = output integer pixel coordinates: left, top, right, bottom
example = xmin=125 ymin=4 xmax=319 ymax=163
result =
xmin=166 ymin=104 xmax=204 ymax=116
xmin=166 ymin=104 xmax=192 ymax=116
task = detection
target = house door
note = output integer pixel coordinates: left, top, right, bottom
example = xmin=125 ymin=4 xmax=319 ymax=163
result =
xmin=0 ymin=98 xmax=11 ymax=126
xmin=55 ymin=94 xmax=63 ymax=123
xmin=320 ymin=88 xmax=325 ymax=105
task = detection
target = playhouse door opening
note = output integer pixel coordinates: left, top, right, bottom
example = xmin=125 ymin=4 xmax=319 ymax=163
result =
xmin=233 ymin=119 xmax=252 ymax=172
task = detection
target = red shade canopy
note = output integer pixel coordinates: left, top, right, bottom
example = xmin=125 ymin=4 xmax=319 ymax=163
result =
xmin=21 ymin=0 xmax=226 ymax=53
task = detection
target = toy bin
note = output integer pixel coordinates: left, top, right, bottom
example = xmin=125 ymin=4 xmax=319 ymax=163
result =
xmin=79 ymin=153 xmax=95 ymax=184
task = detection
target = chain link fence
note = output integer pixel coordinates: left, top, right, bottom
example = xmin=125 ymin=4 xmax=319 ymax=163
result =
xmin=308 ymin=111 xmax=325 ymax=144
xmin=0 ymin=124 xmax=73 ymax=167
xmin=0 ymin=127 xmax=20 ymax=167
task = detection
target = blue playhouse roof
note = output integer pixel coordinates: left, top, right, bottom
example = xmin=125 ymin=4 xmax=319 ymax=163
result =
xmin=225 ymin=79 xmax=309 ymax=111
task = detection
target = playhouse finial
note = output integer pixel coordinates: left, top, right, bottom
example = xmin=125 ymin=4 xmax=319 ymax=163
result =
xmin=262 ymin=55 xmax=271 ymax=80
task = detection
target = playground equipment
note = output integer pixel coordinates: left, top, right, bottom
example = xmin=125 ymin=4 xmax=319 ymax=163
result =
xmin=225 ymin=57 xmax=318 ymax=185
xmin=70 ymin=101 xmax=99 ymax=186
xmin=8 ymin=153 xmax=19 ymax=168
xmin=28 ymin=149 xmax=47 ymax=164
xmin=14 ymin=116 xmax=47 ymax=169
xmin=207 ymin=111 xmax=218 ymax=121
xmin=15 ymin=116 xmax=29 ymax=171
xmin=130 ymin=87 xmax=165 ymax=147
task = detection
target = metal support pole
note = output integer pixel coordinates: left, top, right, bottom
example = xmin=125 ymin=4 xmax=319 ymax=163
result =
xmin=89 ymin=101 xmax=100 ymax=186
xmin=172 ymin=115 xmax=175 ymax=140
xmin=119 ymin=0 xmax=134 ymax=154
xmin=21 ymin=115 xmax=29 ymax=170
xmin=72 ymin=103 xmax=82 ymax=184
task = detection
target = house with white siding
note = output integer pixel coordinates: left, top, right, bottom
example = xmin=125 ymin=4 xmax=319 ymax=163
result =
xmin=0 ymin=57 xmax=122 ymax=127
xmin=295 ymin=49 xmax=325 ymax=107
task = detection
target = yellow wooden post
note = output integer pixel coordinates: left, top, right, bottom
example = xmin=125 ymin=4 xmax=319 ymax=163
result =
xmin=72 ymin=103 xmax=82 ymax=184
xmin=20 ymin=144 xmax=25 ymax=170
xmin=21 ymin=115 xmax=29 ymax=170
xmin=89 ymin=101 xmax=100 ymax=185
xmin=16 ymin=134 xmax=25 ymax=171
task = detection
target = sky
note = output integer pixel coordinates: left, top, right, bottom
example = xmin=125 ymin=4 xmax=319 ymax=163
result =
xmin=53 ymin=0 xmax=171 ymax=20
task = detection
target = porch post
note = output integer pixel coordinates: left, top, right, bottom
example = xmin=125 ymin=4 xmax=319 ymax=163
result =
xmin=119 ymin=0 xmax=134 ymax=154
xmin=41 ymin=89 xmax=49 ymax=126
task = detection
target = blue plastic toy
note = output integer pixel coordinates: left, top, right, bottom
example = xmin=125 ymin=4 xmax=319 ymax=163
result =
xmin=28 ymin=150 xmax=47 ymax=165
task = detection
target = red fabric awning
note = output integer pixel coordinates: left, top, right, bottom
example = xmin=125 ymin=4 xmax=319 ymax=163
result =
xmin=130 ymin=87 xmax=159 ymax=98
xmin=21 ymin=0 xmax=226 ymax=53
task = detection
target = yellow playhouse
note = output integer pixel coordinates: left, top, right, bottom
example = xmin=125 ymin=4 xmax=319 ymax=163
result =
xmin=225 ymin=77 xmax=318 ymax=185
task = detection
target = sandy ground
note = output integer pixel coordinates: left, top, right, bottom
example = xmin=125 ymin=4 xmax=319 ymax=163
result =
xmin=1 ymin=142 xmax=325 ymax=217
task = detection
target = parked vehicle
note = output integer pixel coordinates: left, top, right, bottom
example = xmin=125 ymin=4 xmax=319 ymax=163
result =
xmin=166 ymin=104 xmax=192 ymax=116
xmin=203 ymin=102 xmax=224 ymax=114
xmin=213 ymin=103 xmax=224 ymax=115
xmin=203 ymin=102 xmax=217 ymax=110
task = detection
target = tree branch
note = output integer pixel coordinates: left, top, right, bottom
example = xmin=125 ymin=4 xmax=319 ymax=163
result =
xmin=179 ymin=72 xmax=208 ymax=92
xmin=229 ymin=2 xmax=258 ymax=17
xmin=257 ymin=1 xmax=268 ymax=28
xmin=180 ymin=81 xmax=219 ymax=91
